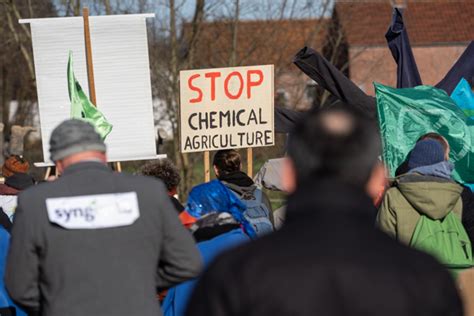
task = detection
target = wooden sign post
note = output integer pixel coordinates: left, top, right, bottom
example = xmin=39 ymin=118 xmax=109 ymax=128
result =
xmin=247 ymin=147 xmax=253 ymax=178
xmin=204 ymin=151 xmax=210 ymax=182
xmin=179 ymin=65 xmax=274 ymax=180
xmin=82 ymin=8 xmax=122 ymax=172
xmin=83 ymin=8 xmax=97 ymax=105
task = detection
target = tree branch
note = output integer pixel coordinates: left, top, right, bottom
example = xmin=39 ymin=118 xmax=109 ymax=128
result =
xmin=4 ymin=2 xmax=35 ymax=80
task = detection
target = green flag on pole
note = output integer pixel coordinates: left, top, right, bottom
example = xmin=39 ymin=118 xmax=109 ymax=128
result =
xmin=67 ymin=51 xmax=113 ymax=140
xmin=375 ymin=83 xmax=474 ymax=184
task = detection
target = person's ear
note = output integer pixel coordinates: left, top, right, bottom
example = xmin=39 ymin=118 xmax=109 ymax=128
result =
xmin=282 ymin=157 xmax=297 ymax=194
xmin=213 ymin=165 xmax=219 ymax=177
xmin=366 ymin=161 xmax=387 ymax=202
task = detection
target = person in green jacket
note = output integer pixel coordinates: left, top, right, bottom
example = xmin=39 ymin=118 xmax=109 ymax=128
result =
xmin=377 ymin=139 xmax=463 ymax=245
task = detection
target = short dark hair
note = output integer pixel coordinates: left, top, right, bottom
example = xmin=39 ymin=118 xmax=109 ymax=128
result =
xmin=213 ymin=150 xmax=241 ymax=176
xmin=287 ymin=109 xmax=381 ymax=187
xmin=140 ymin=159 xmax=181 ymax=192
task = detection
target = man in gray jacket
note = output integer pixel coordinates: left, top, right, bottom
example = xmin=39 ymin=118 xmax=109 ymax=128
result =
xmin=5 ymin=119 xmax=202 ymax=316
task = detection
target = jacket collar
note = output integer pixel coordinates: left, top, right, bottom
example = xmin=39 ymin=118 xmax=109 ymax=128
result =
xmin=408 ymin=161 xmax=454 ymax=180
xmin=62 ymin=161 xmax=111 ymax=176
xmin=285 ymin=178 xmax=377 ymax=224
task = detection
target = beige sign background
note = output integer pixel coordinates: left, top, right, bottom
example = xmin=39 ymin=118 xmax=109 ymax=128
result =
xmin=180 ymin=65 xmax=274 ymax=153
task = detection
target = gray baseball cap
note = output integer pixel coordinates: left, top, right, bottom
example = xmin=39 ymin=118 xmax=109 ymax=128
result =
xmin=49 ymin=119 xmax=106 ymax=162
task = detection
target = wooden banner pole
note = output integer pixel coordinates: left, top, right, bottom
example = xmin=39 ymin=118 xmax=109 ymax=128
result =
xmin=247 ymin=147 xmax=253 ymax=178
xmin=204 ymin=151 xmax=210 ymax=182
xmin=44 ymin=167 xmax=52 ymax=180
xmin=82 ymin=7 xmax=122 ymax=172
xmin=82 ymin=8 xmax=97 ymax=105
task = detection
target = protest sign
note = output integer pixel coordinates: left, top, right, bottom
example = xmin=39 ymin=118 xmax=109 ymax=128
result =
xmin=179 ymin=65 xmax=275 ymax=153
xmin=20 ymin=13 xmax=161 ymax=164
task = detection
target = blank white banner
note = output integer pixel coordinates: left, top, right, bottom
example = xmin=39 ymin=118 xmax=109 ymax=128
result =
xmin=21 ymin=14 xmax=157 ymax=163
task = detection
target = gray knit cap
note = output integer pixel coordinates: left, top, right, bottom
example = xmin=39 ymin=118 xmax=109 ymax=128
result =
xmin=49 ymin=119 xmax=106 ymax=161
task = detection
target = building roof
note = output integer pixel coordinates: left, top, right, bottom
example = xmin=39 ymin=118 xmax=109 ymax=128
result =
xmin=335 ymin=0 xmax=474 ymax=47
xmin=182 ymin=18 xmax=328 ymax=70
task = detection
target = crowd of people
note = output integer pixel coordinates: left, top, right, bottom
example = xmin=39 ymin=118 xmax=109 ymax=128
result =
xmin=0 ymin=109 xmax=470 ymax=316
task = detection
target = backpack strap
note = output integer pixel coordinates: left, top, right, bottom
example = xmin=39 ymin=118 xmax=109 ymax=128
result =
xmin=252 ymin=188 xmax=263 ymax=203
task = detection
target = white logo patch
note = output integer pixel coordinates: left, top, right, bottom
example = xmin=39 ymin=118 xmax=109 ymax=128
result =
xmin=46 ymin=192 xmax=140 ymax=229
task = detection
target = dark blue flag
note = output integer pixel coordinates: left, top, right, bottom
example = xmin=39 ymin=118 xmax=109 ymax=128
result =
xmin=385 ymin=8 xmax=422 ymax=88
xmin=436 ymin=41 xmax=474 ymax=95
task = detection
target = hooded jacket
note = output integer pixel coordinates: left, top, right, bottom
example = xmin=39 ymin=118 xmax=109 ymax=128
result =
xmin=377 ymin=173 xmax=463 ymax=245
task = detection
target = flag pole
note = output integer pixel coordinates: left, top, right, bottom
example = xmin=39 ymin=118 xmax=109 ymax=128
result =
xmin=82 ymin=7 xmax=122 ymax=172
xmin=82 ymin=8 xmax=97 ymax=105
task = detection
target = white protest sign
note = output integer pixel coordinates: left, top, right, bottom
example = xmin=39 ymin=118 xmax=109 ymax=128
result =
xmin=46 ymin=192 xmax=140 ymax=229
xmin=179 ymin=65 xmax=275 ymax=153
xmin=20 ymin=14 xmax=159 ymax=163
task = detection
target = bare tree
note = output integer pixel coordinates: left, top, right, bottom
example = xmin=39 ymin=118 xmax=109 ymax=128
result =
xmin=1 ymin=0 xmax=375 ymax=194
xmin=228 ymin=0 xmax=239 ymax=67
xmin=152 ymin=0 xmax=209 ymax=196
xmin=149 ymin=0 xmax=339 ymax=195
xmin=0 ymin=0 xmax=56 ymax=135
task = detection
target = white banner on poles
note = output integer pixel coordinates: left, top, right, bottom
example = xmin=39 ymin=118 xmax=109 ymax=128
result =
xmin=20 ymin=14 xmax=158 ymax=163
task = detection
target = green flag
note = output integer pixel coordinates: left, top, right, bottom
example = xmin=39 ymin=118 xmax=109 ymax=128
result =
xmin=67 ymin=52 xmax=113 ymax=139
xmin=375 ymin=83 xmax=474 ymax=184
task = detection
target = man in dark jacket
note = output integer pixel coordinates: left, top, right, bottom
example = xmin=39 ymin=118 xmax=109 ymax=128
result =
xmin=186 ymin=109 xmax=462 ymax=316
xmin=6 ymin=119 xmax=202 ymax=316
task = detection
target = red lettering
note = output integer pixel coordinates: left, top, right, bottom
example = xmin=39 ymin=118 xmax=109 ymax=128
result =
xmin=205 ymin=72 xmax=221 ymax=101
xmin=224 ymin=72 xmax=244 ymax=100
xmin=246 ymin=70 xmax=264 ymax=99
xmin=188 ymin=74 xmax=203 ymax=103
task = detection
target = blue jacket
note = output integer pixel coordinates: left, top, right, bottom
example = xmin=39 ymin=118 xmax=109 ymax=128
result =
xmin=162 ymin=229 xmax=250 ymax=316
xmin=0 ymin=227 xmax=26 ymax=316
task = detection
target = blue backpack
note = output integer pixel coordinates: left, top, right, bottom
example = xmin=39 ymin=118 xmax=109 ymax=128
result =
xmin=223 ymin=182 xmax=274 ymax=237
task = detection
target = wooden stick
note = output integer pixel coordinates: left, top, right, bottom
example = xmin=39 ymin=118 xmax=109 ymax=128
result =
xmin=82 ymin=8 xmax=123 ymax=173
xmin=247 ymin=147 xmax=253 ymax=178
xmin=44 ymin=167 xmax=51 ymax=180
xmin=204 ymin=151 xmax=210 ymax=182
xmin=82 ymin=7 xmax=97 ymax=105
